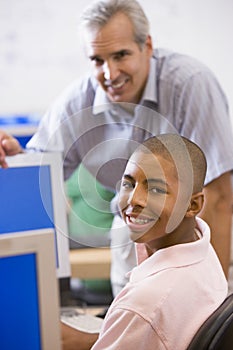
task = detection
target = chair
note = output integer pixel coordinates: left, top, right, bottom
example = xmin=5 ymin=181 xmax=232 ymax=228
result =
xmin=187 ymin=293 xmax=233 ymax=349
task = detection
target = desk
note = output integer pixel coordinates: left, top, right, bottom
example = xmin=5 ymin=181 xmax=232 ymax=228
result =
xmin=69 ymin=248 xmax=111 ymax=279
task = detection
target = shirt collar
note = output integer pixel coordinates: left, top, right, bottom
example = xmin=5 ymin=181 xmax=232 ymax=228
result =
xmin=140 ymin=55 xmax=157 ymax=103
xmin=92 ymin=86 xmax=111 ymax=115
xmin=129 ymin=217 xmax=211 ymax=283
xmin=92 ymin=55 xmax=158 ymax=115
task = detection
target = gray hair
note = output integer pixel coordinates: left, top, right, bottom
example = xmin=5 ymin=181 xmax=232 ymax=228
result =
xmin=80 ymin=0 xmax=150 ymax=49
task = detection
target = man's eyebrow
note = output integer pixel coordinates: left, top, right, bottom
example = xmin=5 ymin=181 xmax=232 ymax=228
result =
xmin=89 ymin=49 xmax=131 ymax=61
xmin=111 ymin=49 xmax=131 ymax=55
xmin=89 ymin=54 xmax=102 ymax=61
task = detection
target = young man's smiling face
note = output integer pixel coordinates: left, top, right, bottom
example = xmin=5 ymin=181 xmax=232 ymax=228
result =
xmin=84 ymin=12 xmax=153 ymax=104
xmin=118 ymin=150 xmax=191 ymax=246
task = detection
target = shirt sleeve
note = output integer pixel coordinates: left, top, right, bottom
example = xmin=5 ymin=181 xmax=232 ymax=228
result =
xmin=91 ymin=307 xmax=167 ymax=350
xmin=176 ymin=70 xmax=233 ymax=184
xmin=26 ymin=77 xmax=95 ymax=180
xmin=26 ymin=103 xmax=81 ymax=180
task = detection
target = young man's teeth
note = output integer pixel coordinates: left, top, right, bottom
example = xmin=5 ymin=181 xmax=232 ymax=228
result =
xmin=130 ymin=217 xmax=151 ymax=225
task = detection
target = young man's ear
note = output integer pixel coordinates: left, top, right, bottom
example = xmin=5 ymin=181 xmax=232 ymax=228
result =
xmin=185 ymin=192 xmax=204 ymax=217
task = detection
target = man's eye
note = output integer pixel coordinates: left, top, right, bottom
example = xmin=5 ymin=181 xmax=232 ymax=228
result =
xmin=114 ymin=51 xmax=128 ymax=60
xmin=90 ymin=57 xmax=104 ymax=66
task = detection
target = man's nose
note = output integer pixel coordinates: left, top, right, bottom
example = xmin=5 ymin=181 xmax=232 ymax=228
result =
xmin=103 ymin=61 xmax=119 ymax=81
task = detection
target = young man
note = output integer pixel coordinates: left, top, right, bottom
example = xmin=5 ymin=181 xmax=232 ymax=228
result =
xmin=0 ymin=0 xmax=233 ymax=291
xmin=62 ymin=134 xmax=228 ymax=350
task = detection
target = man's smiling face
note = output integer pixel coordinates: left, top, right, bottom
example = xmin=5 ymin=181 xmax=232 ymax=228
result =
xmin=84 ymin=12 xmax=153 ymax=104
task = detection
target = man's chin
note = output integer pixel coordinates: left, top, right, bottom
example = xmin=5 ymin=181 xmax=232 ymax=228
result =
xmin=107 ymin=94 xmax=124 ymax=103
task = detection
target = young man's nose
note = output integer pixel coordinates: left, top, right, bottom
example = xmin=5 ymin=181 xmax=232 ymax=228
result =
xmin=128 ymin=186 xmax=147 ymax=207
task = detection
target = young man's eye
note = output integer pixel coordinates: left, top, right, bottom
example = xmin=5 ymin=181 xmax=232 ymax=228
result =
xmin=121 ymin=180 xmax=133 ymax=189
xmin=150 ymin=187 xmax=167 ymax=194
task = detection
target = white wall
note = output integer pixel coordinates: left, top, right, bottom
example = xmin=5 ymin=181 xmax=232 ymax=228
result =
xmin=144 ymin=0 xmax=233 ymax=125
xmin=0 ymin=0 xmax=232 ymax=124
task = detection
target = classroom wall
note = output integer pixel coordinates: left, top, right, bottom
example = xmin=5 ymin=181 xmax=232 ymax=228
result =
xmin=0 ymin=0 xmax=232 ymax=125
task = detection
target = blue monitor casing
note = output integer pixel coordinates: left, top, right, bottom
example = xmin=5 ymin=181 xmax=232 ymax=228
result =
xmin=0 ymin=229 xmax=61 ymax=350
xmin=0 ymin=165 xmax=54 ymax=233
xmin=0 ymin=152 xmax=70 ymax=278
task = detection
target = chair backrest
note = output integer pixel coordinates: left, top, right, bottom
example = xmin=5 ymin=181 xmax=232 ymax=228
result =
xmin=187 ymin=293 xmax=233 ymax=350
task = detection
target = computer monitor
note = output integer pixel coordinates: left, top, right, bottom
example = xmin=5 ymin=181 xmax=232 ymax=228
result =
xmin=0 ymin=229 xmax=61 ymax=350
xmin=0 ymin=151 xmax=70 ymax=278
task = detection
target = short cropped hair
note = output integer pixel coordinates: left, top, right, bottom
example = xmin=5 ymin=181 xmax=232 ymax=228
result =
xmin=80 ymin=0 xmax=150 ymax=49
xmin=137 ymin=134 xmax=207 ymax=194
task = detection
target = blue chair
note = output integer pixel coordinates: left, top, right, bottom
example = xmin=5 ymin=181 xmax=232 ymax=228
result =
xmin=187 ymin=293 xmax=233 ymax=349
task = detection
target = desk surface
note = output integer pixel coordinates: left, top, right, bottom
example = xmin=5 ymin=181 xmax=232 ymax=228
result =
xmin=69 ymin=247 xmax=111 ymax=280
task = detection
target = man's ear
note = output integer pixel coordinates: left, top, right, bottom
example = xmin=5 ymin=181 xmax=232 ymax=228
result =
xmin=185 ymin=192 xmax=204 ymax=217
xmin=145 ymin=35 xmax=153 ymax=55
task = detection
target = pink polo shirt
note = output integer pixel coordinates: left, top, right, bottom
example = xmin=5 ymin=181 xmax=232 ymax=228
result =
xmin=91 ymin=218 xmax=228 ymax=350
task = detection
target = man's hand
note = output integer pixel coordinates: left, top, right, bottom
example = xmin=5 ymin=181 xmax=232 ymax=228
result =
xmin=0 ymin=130 xmax=23 ymax=168
xmin=61 ymin=322 xmax=98 ymax=350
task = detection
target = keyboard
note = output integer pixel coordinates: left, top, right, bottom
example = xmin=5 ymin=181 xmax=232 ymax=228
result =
xmin=60 ymin=307 xmax=104 ymax=333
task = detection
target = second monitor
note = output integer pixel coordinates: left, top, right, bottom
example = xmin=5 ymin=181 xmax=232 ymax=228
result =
xmin=0 ymin=151 xmax=70 ymax=279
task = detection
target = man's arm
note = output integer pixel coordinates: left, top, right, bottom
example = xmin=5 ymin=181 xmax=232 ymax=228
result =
xmin=0 ymin=130 xmax=23 ymax=168
xmin=199 ymin=171 xmax=232 ymax=278
xmin=61 ymin=322 xmax=98 ymax=350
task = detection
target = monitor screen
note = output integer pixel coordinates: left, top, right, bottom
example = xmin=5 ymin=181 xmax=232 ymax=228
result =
xmin=0 ymin=152 xmax=70 ymax=278
xmin=0 ymin=229 xmax=61 ymax=350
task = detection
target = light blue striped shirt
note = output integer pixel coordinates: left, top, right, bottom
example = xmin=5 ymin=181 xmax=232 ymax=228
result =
xmin=27 ymin=48 xmax=233 ymax=188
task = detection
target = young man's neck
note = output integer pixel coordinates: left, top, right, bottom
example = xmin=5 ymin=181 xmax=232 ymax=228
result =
xmin=145 ymin=218 xmax=197 ymax=256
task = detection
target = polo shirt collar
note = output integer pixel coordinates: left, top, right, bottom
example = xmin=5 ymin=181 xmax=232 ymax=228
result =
xmin=129 ymin=217 xmax=210 ymax=283
xmin=92 ymin=56 xmax=158 ymax=115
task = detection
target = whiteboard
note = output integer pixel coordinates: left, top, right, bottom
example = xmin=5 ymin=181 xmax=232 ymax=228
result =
xmin=0 ymin=0 xmax=232 ymax=124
